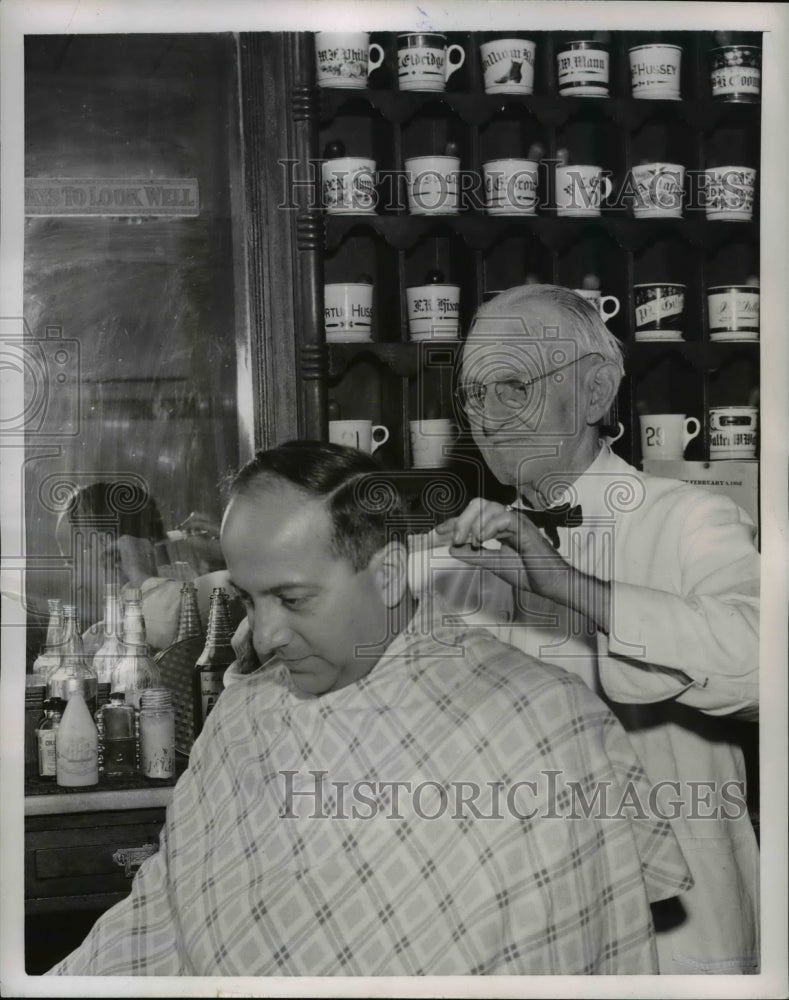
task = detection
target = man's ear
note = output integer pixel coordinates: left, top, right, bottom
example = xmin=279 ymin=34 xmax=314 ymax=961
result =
xmin=584 ymin=360 xmax=621 ymax=426
xmin=370 ymin=541 xmax=408 ymax=609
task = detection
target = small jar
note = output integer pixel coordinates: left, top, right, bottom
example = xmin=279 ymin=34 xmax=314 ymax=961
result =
xmin=139 ymin=688 xmax=175 ymax=780
xmin=96 ymin=692 xmax=138 ymax=777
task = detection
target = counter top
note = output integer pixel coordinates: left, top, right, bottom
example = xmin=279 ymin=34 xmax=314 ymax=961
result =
xmin=25 ymin=783 xmax=175 ymax=816
xmin=25 ymin=757 xmax=186 ymax=816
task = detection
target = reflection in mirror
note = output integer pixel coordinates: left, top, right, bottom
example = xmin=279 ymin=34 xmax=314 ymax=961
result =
xmin=23 ymin=34 xmax=245 ymax=662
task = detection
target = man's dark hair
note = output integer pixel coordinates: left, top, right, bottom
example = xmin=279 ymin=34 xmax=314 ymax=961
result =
xmin=225 ymin=441 xmax=409 ymax=572
xmin=65 ymin=481 xmax=166 ymax=540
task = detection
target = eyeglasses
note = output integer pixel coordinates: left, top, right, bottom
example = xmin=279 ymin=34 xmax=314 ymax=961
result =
xmin=454 ymin=354 xmax=602 ymax=414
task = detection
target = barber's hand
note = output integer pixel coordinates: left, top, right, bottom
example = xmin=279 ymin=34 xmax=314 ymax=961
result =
xmin=435 ymin=499 xmax=610 ymax=632
xmin=434 ymin=499 xmax=571 ymax=605
xmin=116 ymin=535 xmax=159 ymax=587
xmin=176 ymin=511 xmax=220 ymax=539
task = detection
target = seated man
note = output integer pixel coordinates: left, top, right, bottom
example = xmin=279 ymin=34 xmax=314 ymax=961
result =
xmin=50 ymin=441 xmax=691 ymax=977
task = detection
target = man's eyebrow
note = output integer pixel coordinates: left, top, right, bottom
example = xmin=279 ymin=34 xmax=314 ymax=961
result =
xmin=226 ymin=579 xmax=319 ymax=598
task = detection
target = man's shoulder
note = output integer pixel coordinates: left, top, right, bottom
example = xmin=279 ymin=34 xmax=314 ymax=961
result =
xmin=420 ymin=624 xmax=604 ymax=714
xmin=597 ymin=450 xmax=746 ymax=524
xmin=210 ymin=663 xmax=293 ymax=733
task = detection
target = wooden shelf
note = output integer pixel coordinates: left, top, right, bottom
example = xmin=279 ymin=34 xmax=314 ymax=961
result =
xmin=318 ymin=90 xmax=760 ymax=130
xmin=324 ymin=214 xmax=757 ymax=253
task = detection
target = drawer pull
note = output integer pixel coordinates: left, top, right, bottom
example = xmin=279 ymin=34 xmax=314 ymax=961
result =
xmin=112 ymin=844 xmax=158 ymax=878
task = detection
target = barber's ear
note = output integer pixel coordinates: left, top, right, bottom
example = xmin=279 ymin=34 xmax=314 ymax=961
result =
xmin=584 ymin=361 xmax=620 ymax=426
xmin=370 ymin=541 xmax=408 ymax=608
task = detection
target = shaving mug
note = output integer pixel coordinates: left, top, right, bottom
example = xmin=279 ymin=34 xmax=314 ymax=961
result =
xmin=406 ymin=284 xmax=460 ymax=340
xmin=315 ymin=32 xmax=385 ymax=89
xmin=704 ymin=166 xmax=756 ymax=222
xmin=709 ymin=406 xmax=758 ymax=460
xmin=329 ymin=420 xmax=389 ymax=454
xmin=710 ymin=45 xmax=760 ymax=102
xmin=574 ymin=288 xmax=620 ymax=323
xmin=556 ymin=40 xmax=609 ymax=97
xmin=397 ymin=33 xmax=465 ymax=92
xmin=480 ymin=37 xmax=536 ymax=94
xmin=640 ymin=414 xmax=700 ymax=461
xmin=483 ymin=158 xmax=539 ymax=215
xmin=707 ymin=285 xmax=759 ymax=341
xmin=321 ymin=157 xmax=377 ymax=214
xmin=405 ymin=155 xmax=460 ymax=215
xmin=628 ymin=44 xmax=682 ymax=99
xmin=630 ymin=163 xmax=685 ymax=219
xmin=324 ymin=283 xmax=373 ymax=342
xmin=555 ymin=164 xmax=612 ymax=218
xmin=634 ymin=283 xmax=686 ymax=341
xmin=409 ymin=419 xmax=458 ymax=468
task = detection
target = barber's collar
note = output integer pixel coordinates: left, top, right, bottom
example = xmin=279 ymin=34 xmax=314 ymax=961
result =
xmin=512 ymin=440 xmax=622 ymax=522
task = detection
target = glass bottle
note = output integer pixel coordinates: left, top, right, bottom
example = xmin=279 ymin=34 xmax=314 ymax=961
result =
xmin=33 ymin=598 xmax=64 ymax=682
xmin=96 ymin=692 xmax=138 ymax=777
xmin=56 ymin=688 xmax=99 ymax=787
xmin=176 ymin=581 xmax=204 ymax=642
xmin=46 ymin=605 xmax=98 ymax=716
xmin=96 ymin=682 xmax=111 ymax=710
xmin=112 ymin=593 xmax=160 ymax=709
xmin=93 ymin=583 xmax=124 ymax=685
xmin=25 ymin=684 xmax=46 ymax=777
xmin=36 ymin=697 xmax=66 ymax=778
xmin=139 ymin=688 xmax=175 ymax=779
xmin=192 ymin=588 xmax=235 ymax=738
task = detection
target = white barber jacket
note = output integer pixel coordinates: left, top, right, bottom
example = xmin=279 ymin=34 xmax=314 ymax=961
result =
xmin=410 ymin=443 xmax=760 ymax=974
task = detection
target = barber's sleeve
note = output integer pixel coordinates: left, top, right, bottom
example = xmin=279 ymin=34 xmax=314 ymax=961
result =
xmin=601 ymin=495 xmax=759 ymax=717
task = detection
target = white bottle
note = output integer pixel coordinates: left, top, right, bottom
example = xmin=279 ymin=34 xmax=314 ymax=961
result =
xmin=56 ymin=687 xmax=99 ymax=787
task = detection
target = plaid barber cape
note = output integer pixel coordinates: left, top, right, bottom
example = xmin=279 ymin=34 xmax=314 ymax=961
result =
xmin=51 ymin=618 xmax=692 ymax=977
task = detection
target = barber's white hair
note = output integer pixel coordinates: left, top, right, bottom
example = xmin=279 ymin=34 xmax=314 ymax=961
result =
xmin=473 ymin=284 xmax=625 ymax=383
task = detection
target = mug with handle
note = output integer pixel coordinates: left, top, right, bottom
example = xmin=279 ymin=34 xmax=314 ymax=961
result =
xmin=314 ymin=32 xmax=385 ymax=89
xmin=397 ymin=32 xmax=466 ymax=92
xmin=555 ymin=164 xmax=612 ymax=217
xmin=329 ymin=420 xmax=390 ymax=454
xmin=639 ymin=413 xmax=700 ymax=461
xmin=573 ymin=288 xmax=621 ymax=323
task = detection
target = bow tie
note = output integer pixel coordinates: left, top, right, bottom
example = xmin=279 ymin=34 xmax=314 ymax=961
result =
xmin=513 ymin=502 xmax=583 ymax=549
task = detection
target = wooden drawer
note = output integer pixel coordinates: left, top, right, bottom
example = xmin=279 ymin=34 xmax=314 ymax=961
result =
xmin=26 ymin=807 xmax=165 ymax=909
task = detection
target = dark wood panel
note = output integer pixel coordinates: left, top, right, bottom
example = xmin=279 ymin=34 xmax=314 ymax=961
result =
xmin=26 ymin=812 xmax=164 ymax=900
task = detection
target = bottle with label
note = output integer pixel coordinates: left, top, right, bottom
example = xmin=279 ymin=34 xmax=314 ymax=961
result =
xmin=46 ymin=605 xmax=99 ymax=716
xmin=33 ymin=598 xmax=64 ymax=682
xmin=95 ymin=692 xmax=138 ymax=777
xmin=139 ymin=688 xmax=176 ymax=779
xmin=176 ymin=581 xmax=204 ymax=642
xmin=25 ymin=684 xmax=46 ymax=777
xmin=112 ymin=592 xmax=160 ymax=709
xmin=192 ymin=588 xmax=235 ymax=738
xmin=93 ymin=583 xmax=124 ymax=685
xmin=56 ymin=688 xmax=99 ymax=787
xmin=37 ymin=697 xmax=66 ymax=778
